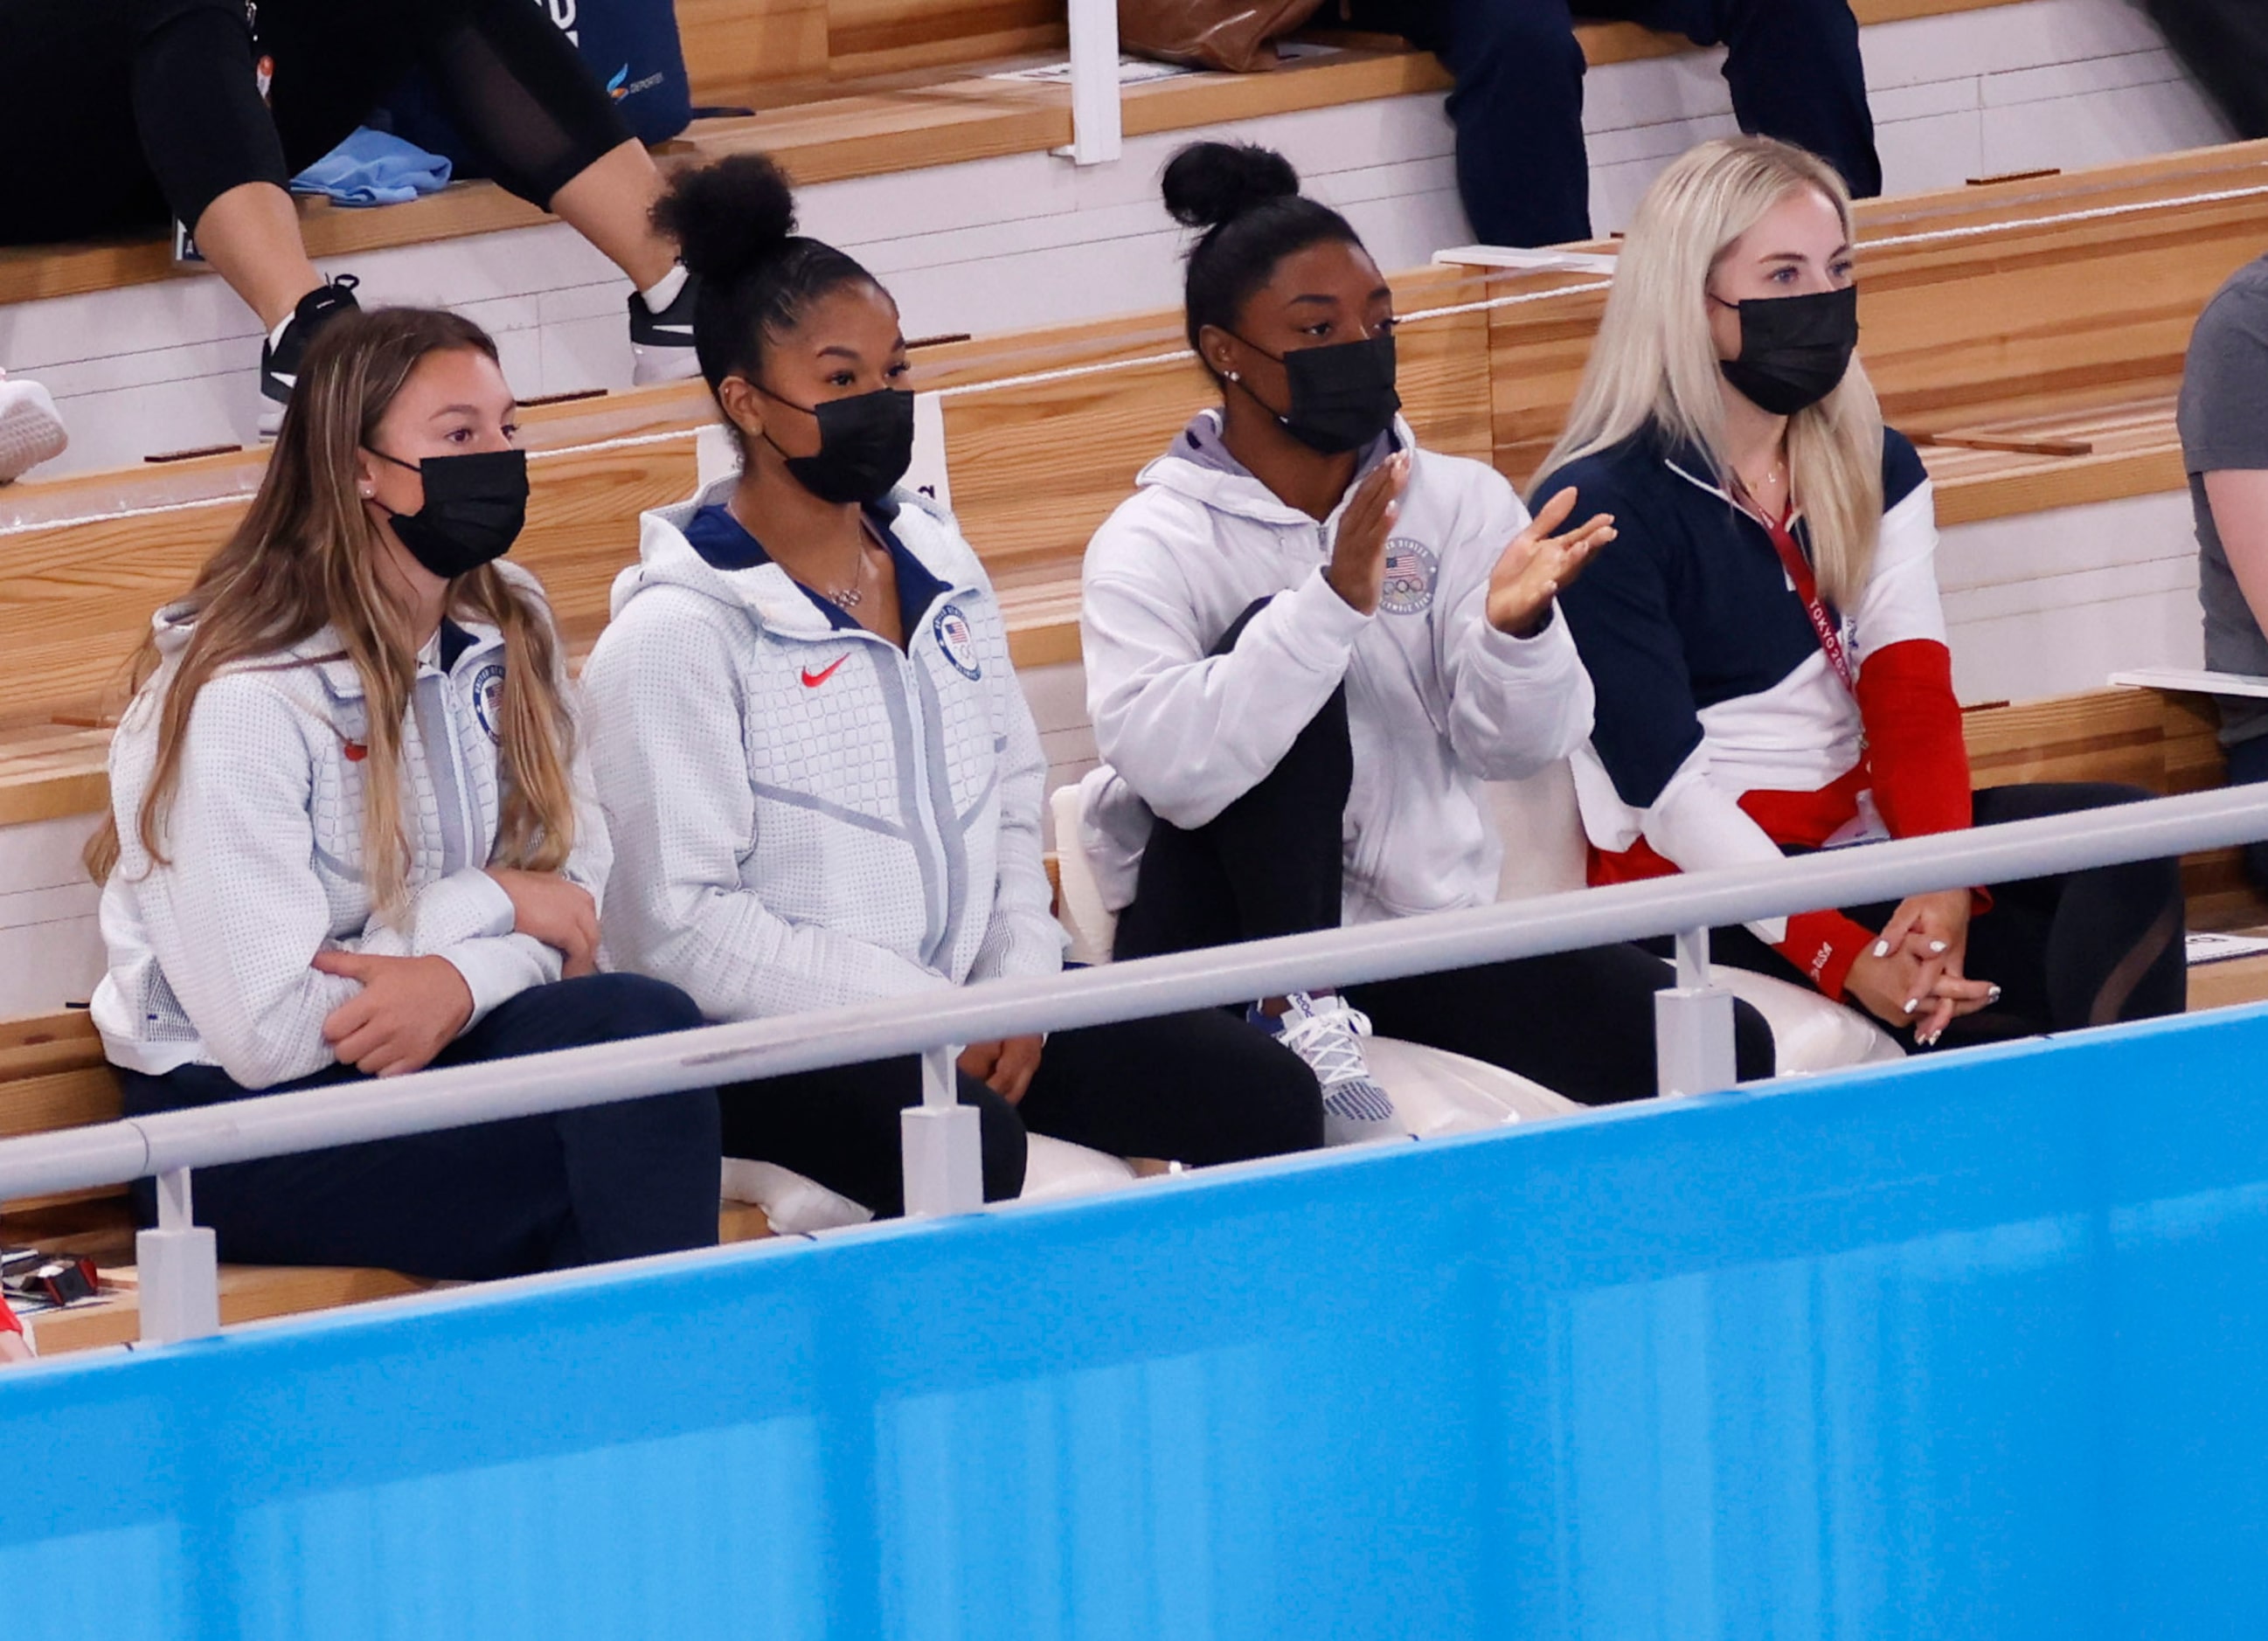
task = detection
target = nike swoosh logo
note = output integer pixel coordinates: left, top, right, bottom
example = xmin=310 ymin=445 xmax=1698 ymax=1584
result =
xmin=801 ymin=655 xmax=849 ymax=688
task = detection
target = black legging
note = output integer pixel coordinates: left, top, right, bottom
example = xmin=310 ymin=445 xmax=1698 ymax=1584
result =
xmin=1694 ymin=781 xmax=2188 ymax=1051
xmin=118 ymin=973 xmax=722 ymax=1279
xmin=1111 ymin=599 xmax=1778 ymax=1105
xmin=718 ymin=1008 xmax=1325 ymax=1220
xmin=1 ymin=0 xmax=629 ymax=246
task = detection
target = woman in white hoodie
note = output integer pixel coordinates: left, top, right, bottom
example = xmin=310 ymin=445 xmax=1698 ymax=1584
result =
xmin=584 ymin=156 xmax=1322 ymax=1216
xmin=1079 ymin=142 xmax=1778 ymax=1112
xmin=89 ymin=307 xmax=720 ymax=1280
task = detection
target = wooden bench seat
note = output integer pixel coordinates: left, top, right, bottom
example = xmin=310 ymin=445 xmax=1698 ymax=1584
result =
xmin=0 ymin=0 xmax=2029 ymax=311
xmin=4 ymin=142 xmax=2264 ymax=827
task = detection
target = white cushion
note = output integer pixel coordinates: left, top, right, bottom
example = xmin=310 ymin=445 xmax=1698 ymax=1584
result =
xmin=720 ymin=1157 xmax=871 ymax=1235
xmin=1487 ymin=765 xmax=1589 ymax=900
xmin=1364 ymin=1035 xmax=1582 ymax=1133
xmin=722 ymin=1134 xmax=1144 ymax=1230
xmin=1019 ymin=1133 xmax=1143 ymax=1200
xmin=1051 ymin=783 xmax=1119 ymax=966
xmin=1707 ymin=965 xmax=1905 ymax=1073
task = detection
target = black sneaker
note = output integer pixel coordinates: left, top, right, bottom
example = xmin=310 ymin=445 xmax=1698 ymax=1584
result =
xmin=629 ymin=273 xmax=700 ymax=386
xmin=260 ymin=276 xmax=362 ymax=435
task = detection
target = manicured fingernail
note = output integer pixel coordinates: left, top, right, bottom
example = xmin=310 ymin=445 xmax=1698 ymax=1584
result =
xmin=1987 ymin=985 xmax=2002 ymax=1003
xmin=1921 ymin=1030 xmax=1940 ymax=1047
xmin=1874 ymin=939 xmax=1890 ymax=958
xmin=1930 ymin=940 xmax=1948 ymax=954
xmin=1903 ymin=998 xmax=1920 ymax=1014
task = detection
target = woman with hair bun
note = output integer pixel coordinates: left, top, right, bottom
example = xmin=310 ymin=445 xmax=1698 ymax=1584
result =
xmin=584 ymin=155 xmax=1323 ymax=1216
xmin=1078 ymin=141 xmax=1777 ymax=1120
xmin=1537 ymin=135 xmax=2185 ymax=1048
xmin=88 ymin=306 xmax=721 ymax=1280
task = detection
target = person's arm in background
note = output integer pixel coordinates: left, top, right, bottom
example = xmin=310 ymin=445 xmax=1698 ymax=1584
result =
xmin=0 ymin=1293 xmax=31 ymax=1364
xmin=2182 ymin=270 xmax=2268 ymax=650
xmin=2206 ymin=471 xmax=2268 ymax=627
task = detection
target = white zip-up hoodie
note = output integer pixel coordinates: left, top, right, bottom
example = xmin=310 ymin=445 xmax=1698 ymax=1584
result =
xmin=581 ymin=478 xmax=1062 ymax=1024
xmin=93 ymin=566 xmax=609 ymax=1090
xmin=1079 ymin=412 xmax=1594 ymax=923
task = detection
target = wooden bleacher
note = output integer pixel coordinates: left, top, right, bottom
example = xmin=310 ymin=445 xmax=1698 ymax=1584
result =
xmin=7 ymin=134 xmax=2268 ymax=1352
xmin=6 ymin=142 xmax=2265 ymax=806
xmin=0 ymin=0 xmax=2027 ymax=310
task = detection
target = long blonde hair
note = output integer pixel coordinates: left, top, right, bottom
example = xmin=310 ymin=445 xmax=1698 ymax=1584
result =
xmin=1539 ymin=136 xmax=1884 ymax=609
xmin=87 ymin=308 xmax=578 ymax=917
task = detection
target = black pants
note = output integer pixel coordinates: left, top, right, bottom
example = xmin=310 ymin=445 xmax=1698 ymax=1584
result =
xmin=719 ymin=1008 xmax=1326 ymax=1220
xmin=0 ymin=0 xmax=630 ymax=246
xmin=120 ymin=973 xmax=721 ymax=1279
xmin=2223 ymin=733 xmax=2268 ymax=890
xmin=1695 ymin=782 xmax=2188 ymax=1050
xmin=1111 ymin=599 xmax=1775 ymax=1104
xmin=1347 ymin=0 xmax=1881 ymax=246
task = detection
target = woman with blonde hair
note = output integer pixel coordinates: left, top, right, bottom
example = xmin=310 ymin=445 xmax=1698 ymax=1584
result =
xmin=1538 ymin=135 xmax=2186 ymax=1048
xmin=87 ymin=306 xmax=721 ymax=1278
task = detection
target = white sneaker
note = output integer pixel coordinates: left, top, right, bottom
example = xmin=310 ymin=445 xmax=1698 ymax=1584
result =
xmin=628 ymin=276 xmax=701 ymax=387
xmin=1274 ymin=992 xmax=1403 ymax=1146
xmin=0 ymin=373 xmax=67 ymax=483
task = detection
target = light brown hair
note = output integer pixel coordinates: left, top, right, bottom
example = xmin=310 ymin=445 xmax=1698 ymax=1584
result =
xmin=87 ymin=308 xmax=577 ymax=917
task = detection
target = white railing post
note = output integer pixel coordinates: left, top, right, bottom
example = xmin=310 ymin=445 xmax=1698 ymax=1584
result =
xmin=1059 ymin=0 xmax=1122 ymax=165
xmin=901 ymin=1043 xmax=985 ymax=1217
xmin=1654 ymin=925 xmax=1739 ymax=1098
xmin=136 ymin=1166 xmax=219 ymax=1345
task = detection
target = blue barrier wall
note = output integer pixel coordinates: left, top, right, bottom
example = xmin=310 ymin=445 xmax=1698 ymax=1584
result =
xmin=11 ymin=1005 xmax=2268 ymax=1638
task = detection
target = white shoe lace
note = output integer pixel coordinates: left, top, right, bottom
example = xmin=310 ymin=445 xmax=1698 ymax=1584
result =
xmin=1278 ymin=999 xmax=1396 ymax=1123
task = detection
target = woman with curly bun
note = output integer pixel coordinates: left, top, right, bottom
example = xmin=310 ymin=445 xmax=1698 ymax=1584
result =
xmin=584 ymin=155 xmax=1325 ymax=1216
xmin=1077 ymin=141 xmax=1777 ymax=1124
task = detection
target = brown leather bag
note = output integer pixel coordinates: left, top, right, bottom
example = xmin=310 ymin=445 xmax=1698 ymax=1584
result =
xmin=1118 ymin=0 xmax=1329 ymax=73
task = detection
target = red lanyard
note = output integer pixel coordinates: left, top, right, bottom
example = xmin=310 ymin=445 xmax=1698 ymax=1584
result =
xmin=1758 ymin=507 xmax=1857 ymax=695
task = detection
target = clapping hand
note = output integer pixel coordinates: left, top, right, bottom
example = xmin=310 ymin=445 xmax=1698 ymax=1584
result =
xmin=1485 ymin=486 xmax=1615 ymax=637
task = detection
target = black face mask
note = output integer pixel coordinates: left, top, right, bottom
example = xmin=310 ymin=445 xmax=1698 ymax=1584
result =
xmin=1717 ymin=285 xmax=1860 ymax=417
xmin=1229 ymin=331 xmax=1400 ymax=455
xmin=753 ymin=384 xmax=916 ymax=506
xmin=365 ymin=447 xmax=528 ymax=578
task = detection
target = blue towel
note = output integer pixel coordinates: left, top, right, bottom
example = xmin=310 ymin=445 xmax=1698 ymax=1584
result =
xmin=289 ymin=128 xmax=454 ymax=208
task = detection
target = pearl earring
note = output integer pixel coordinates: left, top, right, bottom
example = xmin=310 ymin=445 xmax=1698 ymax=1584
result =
xmin=1226 ymin=370 xmax=1241 ymax=383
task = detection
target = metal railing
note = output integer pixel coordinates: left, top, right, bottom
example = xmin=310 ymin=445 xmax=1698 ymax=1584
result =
xmin=1064 ymin=0 xmax=1122 ymax=165
xmin=15 ymin=784 xmax=2268 ymax=1344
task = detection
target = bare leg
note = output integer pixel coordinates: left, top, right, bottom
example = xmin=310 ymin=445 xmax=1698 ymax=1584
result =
xmin=193 ymin=182 xmax=324 ymax=332
xmin=548 ymin=138 xmax=677 ymax=292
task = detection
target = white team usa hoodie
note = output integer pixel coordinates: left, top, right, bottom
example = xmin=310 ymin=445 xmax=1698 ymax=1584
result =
xmin=1079 ymin=412 xmax=1595 ymax=924
xmin=581 ymin=477 xmax=1063 ymax=1024
xmin=94 ymin=566 xmax=610 ymax=1090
